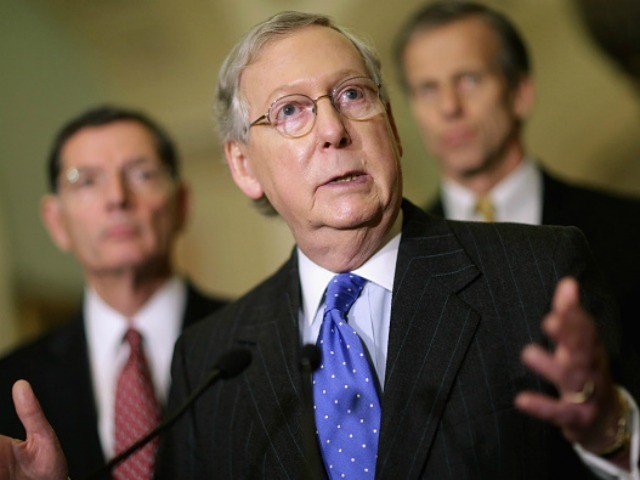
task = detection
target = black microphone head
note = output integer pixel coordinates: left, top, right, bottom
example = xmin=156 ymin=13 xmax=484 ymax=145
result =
xmin=299 ymin=344 xmax=321 ymax=372
xmin=217 ymin=349 xmax=252 ymax=379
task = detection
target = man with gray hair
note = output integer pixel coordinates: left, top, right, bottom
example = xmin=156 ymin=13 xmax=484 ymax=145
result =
xmin=1 ymin=11 xmax=639 ymax=480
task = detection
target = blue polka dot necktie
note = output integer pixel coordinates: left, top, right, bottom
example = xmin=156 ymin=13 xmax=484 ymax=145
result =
xmin=313 ymin=273 xmax=381 ymax=479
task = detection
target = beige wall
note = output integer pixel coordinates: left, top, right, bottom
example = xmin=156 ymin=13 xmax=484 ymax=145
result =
xmin=0 ymin=211 xmax=17 ymax=355
xmin=1 ymin=0 xmax=638 ymax=351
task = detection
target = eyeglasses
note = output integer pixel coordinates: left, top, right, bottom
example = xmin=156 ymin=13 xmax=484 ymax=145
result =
xmin=58 ymin=160 xmax=172 ymax=199
xmin=248 ymin=76 xmax=383 ymax=138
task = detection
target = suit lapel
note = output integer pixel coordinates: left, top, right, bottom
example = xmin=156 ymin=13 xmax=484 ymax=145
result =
xmin=47 ymin=316 xmax=107 ymax=476
xmin=234 ymin=256 xmax=311 ymax=476
xmin=377 ymin=202 xmax=481 ymax=478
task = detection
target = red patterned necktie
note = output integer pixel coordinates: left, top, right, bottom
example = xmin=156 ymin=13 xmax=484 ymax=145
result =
xmin=113 ymin=328 xmax=161 ymax=480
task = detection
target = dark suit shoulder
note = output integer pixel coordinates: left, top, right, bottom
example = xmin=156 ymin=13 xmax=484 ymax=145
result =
xmin=180 ymin=258 xmax=297 ymax=344
xmin=183 ymin=281 xmax=229 ymax=329
xmin=542 ymin=170 xmax=640 ymax=226
xmin=0 ymin=318 xmax=85 ymax=381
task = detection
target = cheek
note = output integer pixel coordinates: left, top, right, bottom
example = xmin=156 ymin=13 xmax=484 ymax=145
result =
xmin=414 ymin=107 xmax=441 ymax=141
xmin=62 ymin=209 xmax=98 ymax=242
xmin=255 ymin=143 xmax=312 ymax=194
xmin=150 ymin=201 xmax=180 ymax=235
xmin=480 ymin=104 xmax=515 ymax=144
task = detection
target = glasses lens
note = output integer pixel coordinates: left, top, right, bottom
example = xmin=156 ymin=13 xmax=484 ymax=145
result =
xmin=333 ymin=78 xmax=381 ymax=120
xmin=270 ymin=94 xmax=315 ymax=137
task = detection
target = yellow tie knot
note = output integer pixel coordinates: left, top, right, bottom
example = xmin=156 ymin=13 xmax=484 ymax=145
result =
xmin=474 ymin=194 xmax=495 ymax=222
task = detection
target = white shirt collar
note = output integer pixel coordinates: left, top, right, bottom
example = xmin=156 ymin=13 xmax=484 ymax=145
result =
xmin=85 ymin=276 xmax=186 ymax=397
xmin=441 ymin=159 xmax=542 ymax=225
xmin=297 ymin=214 xmax=402 ymax=326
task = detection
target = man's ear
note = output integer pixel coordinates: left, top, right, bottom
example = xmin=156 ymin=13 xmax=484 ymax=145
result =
xmin=225 ymin=140 xmax=264 ymax=199
xmin=513 ymin=75 xmax=535 ymax=119
xmin=384 ymin=101 xmax=404 ymax=158
xmin=173 ymin=181 xmax=191 ymax=233
xmin=40 ymin=194 xmax=72 ymax=252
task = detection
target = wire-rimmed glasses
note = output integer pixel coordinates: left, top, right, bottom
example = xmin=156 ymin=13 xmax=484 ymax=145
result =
xmin=248 ymin=76 xmax=383 ymax=138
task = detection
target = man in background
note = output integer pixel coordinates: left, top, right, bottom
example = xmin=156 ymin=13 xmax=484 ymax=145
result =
xmin=394 ymin=0 xmax=640 ymax=356
xmin=0 ymin=106 xmax=227 ymax=479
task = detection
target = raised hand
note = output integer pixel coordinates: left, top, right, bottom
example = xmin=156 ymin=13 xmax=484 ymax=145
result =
xmin=515 ymin=277 xmax=631 ymax=467
xmin=0 ymin=380 xmax=67 ymax=480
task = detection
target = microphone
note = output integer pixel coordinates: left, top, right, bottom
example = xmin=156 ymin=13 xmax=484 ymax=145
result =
xmin=299 ymin=344 xmax=325 ymax=480
xmin=300 ymin=344 xmax=321 ymax=372
xmin=82 ymin=348 xmax=252 ymax=480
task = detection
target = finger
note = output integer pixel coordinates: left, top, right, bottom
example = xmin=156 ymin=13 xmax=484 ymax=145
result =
xmin=521 ymin=343 xmax=592 ymax=394
xmin=515 ymin=391 xmax=592 ymax=431
xmin=551 ymin=277 xmax=580 ymax=316
xmin=544 ymin=283 xmax=597 ymax=360
xmin=521 ymin=344 xmax=564 ymax=386
xmin=12 ymin=380 xmax=56 ymax=441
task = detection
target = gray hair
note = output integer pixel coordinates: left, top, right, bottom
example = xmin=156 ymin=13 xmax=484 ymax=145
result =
xmin=215 ymin=11 xmax=386 ymax=145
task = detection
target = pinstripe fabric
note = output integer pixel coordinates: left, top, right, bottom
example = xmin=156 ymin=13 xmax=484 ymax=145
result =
xmin=157 ymin=200 xmax=634 ymax=480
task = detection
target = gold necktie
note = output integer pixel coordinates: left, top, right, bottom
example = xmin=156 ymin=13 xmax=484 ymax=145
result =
xmin=474 ymin=194 xmax=495 ymax=222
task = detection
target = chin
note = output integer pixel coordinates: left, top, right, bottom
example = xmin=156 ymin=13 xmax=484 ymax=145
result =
xmin=329 ymin=202 xmax=383 ymax=229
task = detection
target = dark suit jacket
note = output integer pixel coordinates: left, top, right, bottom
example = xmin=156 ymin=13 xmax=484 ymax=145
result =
xmin=0 ymin=281 xmax=226 ymax=480
xmin=156 ymin=200 xmax=638 ymax=479
xmin=427 ymin=168 xmax=640 ymax=358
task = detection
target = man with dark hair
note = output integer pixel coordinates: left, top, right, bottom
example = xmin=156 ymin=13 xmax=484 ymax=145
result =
xmin=395 ymin=0 xmax=640 ymax=357
xmin=1 ymin=12 xmax=640 ymax=480
xmin=0 ymin=105 xmax=227 ymax=479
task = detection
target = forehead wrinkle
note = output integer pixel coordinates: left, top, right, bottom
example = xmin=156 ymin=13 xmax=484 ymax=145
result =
xmin=254 ymin=68 xmax=372 ymax=112
xmin=242 ymin=26 xmax=369 ymax=110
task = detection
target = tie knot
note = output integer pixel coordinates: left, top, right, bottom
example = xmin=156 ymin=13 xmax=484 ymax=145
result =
xmin=124 ymin=328 xmax=143 ymax=350
xmin=325 ymin=272 xmax=367 ymax=314
xmin=474 ymin=194 xmax=495 ymax=222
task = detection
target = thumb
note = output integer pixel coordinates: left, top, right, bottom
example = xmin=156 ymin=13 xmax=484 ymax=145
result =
xmin=12 ymin=380 xmax=56 ymax=441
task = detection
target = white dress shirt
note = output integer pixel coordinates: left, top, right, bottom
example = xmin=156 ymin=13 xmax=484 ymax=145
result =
xmin=84 ymin=276 xmax=186 ymax=459
xmin=441 ymin=159 xmax=543 ymax=224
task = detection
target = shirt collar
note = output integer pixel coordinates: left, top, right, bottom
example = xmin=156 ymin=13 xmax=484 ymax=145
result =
xmin=297 ymin=212 xmax=402 ymax=326
xmin=84 ymin=276 xmax=186 ymax=386
xmin=441 ymin=159 xmax=541 ymax=224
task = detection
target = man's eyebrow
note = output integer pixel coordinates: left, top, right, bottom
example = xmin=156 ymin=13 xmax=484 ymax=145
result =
xmin=263 ymin=70 xmax=370 ymax=100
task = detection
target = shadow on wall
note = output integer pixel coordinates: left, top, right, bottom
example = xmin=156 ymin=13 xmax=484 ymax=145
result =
xmin=574 ymin=0 xmax=640 ymax=92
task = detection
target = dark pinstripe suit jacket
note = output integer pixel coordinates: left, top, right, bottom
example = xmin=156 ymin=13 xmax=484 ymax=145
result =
xmin=156 ymin=200 xmax=637 ymax=479
xmin=0 ymin=282 xmax=226 ymax=480
xmin=427 ymin=168 xmax=640 ymax=358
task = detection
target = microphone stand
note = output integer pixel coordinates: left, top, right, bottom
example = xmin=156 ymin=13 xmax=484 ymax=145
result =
xmin=299 ymin=344 xmax=326 ymax=480
xmin=82 ymin=349 xmax=251 ymax=480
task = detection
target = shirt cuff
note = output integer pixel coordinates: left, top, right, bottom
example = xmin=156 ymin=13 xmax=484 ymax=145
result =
xmin=574 ymin=387 xmax=639 ymax=479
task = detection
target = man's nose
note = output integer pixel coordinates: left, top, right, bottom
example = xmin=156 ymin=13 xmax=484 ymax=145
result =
xmin=438 ymin=85 xmax=463 ymax=117
xmin=314 ymin=97 xmax=351 ymax=148
xmin=104 ymin=171 xmax=131 ymax=207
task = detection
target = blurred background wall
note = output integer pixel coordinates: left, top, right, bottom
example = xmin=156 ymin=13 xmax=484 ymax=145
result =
xmin=1 ymin=0 xmax=638 ymax=354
